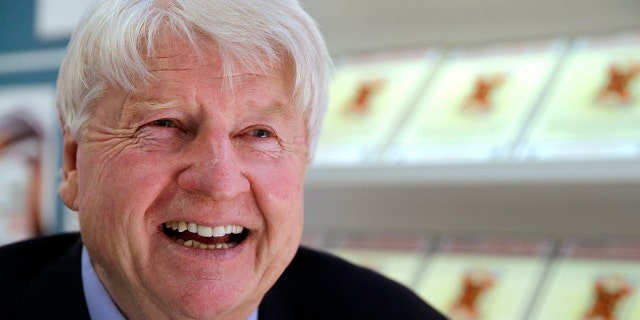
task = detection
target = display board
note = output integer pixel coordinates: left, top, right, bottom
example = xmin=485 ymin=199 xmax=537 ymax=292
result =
xmin=0 ymin=85 xmax=58 ymax=244
xmin=530 ymin=239 xmax=640 ymax=319
xmin=312 ymin=48 xmax=441 ymax=166
xmin=34 ymin=0 xmax=90 ymax=41
xmin=415 ymin=236 xmax=552 ymax=320
xmin=521 ymin=31 xmax=640 ymax=160
xmin=385 ymin=39 xmax=565 ymax=163
xmin=325 ymin=233 xmax=430 ymax=289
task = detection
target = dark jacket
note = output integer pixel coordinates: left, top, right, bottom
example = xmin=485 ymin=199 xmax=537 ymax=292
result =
xmin=0 ymin=233 xmax=446 ymax=319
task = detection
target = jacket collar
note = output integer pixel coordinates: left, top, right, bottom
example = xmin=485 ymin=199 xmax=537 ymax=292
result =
xmin=14 ymin=239 xmax=90 ymax=319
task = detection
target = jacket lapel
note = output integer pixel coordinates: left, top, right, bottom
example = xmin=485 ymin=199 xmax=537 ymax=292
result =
xmin=14 ymin=239 xmax=90 ymax=319
xmin=258 ymin=248 xmax=320 ymax=320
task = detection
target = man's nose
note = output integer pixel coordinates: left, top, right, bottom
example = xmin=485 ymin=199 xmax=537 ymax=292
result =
xmin=176 ymin=129 xmax=250 ymax=200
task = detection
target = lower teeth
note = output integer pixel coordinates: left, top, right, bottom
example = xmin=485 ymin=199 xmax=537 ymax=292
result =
xmin=172 ymin=237 xmax=236 ymax=250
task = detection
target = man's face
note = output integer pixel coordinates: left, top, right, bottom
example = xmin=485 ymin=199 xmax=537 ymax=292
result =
xmin=60 ymin=34 xmax=308 ymax=319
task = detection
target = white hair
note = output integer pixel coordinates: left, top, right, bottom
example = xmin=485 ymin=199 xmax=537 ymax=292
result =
xmin=56 ymin=0 xmax=332 ymax=159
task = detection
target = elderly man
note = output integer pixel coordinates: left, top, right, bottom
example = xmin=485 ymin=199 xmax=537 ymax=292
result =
xmin=1 ymin=0 xmax=445 ymax=319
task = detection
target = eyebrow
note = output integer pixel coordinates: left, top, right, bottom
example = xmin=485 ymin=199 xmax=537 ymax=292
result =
xmin=129 ymin=99 xmax=181 ymax=112
xmin=119 ymin=98 xmax=180 ymax=120
xmin=244 ymin=100 xmax=294 ymax=116
xmin=123 ymin=96 xmax=297 ymax=120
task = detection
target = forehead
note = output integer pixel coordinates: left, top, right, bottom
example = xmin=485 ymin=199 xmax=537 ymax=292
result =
xmin=144 ymin=30 xmax=292 ymax=81
xmin=141 ymin=32 xmax=295 ymax=94
xmin=144 ymin=31 xmax=222 ymax=74
xmin=119 ymin=34 xmax=297 ymax=118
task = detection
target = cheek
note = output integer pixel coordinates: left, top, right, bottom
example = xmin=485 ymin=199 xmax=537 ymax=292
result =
xmin=75 ymin=146 xmax=172 ymax=225
xmin=252 ymin=159 xmax=306 ymax=235
xmin=266 ymin=172 xmax=303 ymax=204
xmin=257 ymin=156 xmax=305 ymax=204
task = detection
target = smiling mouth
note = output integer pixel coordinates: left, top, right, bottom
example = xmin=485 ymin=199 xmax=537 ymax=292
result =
xmin=162 ymin=221 xmax=249 ymax=250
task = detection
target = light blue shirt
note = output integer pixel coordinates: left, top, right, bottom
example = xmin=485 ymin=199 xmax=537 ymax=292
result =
xmin=81 ymin=246 xmax=258 ymax=320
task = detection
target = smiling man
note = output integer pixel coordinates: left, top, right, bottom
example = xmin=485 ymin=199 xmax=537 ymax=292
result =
xmin=0 ymin=0 xmax=445 ymax=319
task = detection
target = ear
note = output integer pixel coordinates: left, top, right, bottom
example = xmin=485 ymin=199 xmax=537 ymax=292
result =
xmin=59 ymin=127 xmax=79 ymax=211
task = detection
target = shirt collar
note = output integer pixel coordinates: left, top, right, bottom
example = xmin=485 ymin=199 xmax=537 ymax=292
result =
xmin=81 ymin=245 xmax=259 ymax=320
xmin=81 ymin=245 xmax=126 ymax=320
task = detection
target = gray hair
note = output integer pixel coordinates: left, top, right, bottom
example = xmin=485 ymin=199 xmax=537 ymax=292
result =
xmin=56 ymin=0 xmax=332 ymax=159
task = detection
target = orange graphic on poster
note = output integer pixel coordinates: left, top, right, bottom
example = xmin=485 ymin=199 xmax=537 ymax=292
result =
xmin=450 ymin=269 xmax=495 ymax=320
xmin=344 ymin=78 xmax=386 ymax=115
xmin=462 ymin=73 xmax=506 ymax=112
xmin=584 ymin=275 xmax=633 ymax=320
xmin=597 ymin=62 xmax=640 ymax=105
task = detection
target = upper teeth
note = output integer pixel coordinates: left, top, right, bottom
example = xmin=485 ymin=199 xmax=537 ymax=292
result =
xmin=165 ymin=221 xmax=244 ymax=237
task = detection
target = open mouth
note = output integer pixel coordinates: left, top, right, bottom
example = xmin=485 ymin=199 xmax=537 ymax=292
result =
xmin=162 ymin=221 xmax=249 ymax=250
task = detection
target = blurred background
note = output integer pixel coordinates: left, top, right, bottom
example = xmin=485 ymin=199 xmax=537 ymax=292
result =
xmin=1 ymin=0 xmax=640 ymax=318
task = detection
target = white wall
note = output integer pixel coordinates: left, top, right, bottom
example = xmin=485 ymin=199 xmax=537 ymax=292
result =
xmin=303 ymin=0 xmax=640 ymax=55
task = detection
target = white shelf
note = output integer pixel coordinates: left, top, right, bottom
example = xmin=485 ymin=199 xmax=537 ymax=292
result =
xmin=304 ymin=159 xmax=640 ymax=238
xmin=307 ymin=159 xmax=640 ymax=187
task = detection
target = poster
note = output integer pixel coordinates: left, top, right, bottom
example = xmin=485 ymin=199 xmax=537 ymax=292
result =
xmin=0 ymin=85 xmax=59 ymax=244
xmin=415 ymin=236 xmax=552 ymax=320
xmin=530 ymin=239 xmax=640 ymax=320
xmin=521 ymin=31 xmax=640 ymax=160
xmin=313 ymin=48 xmax=441 ymax=166
xmin=385 ymin=39 xmax=565 ymax=163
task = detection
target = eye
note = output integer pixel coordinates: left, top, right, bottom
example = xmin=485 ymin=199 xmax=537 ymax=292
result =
xmin=247 ymin=128 xmax=273 ymax=138
xmin=151 ymin=119 xmax=176 ymax=128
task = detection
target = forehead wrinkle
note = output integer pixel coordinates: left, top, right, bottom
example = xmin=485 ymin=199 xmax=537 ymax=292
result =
xmin=148 ymin=59 xmax=206 ymax=73
xmin=146 ymin=47 xmax=210 ymax=73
